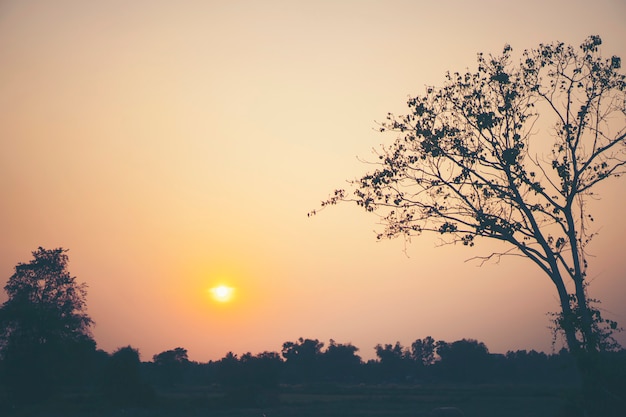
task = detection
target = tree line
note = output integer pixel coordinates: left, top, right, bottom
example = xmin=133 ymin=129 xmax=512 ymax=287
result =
xmin=2 ymin=247 xmax=625 ymax=412
xmin=144 ymin=338 xmax=586 ymax=392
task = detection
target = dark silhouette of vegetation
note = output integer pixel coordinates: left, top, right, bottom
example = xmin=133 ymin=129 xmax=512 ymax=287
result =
xmin=147 ymin=336 xmax=593 ymax=392
xmin=152 ymin=347 xmax=190 ymax=386
xmin=434 ymin=339 xmax=492 ymax=382
xmin=410 ymin=336 xmax=436 ymax=368
xmin=101 ymin=346 xmax=154 ymax=406
xmin=374 ymin=341 xmax=412 ymax=382
xmin=1 ymin=250 xmax=624 ymax=416
xmin=0 ymin=247 xmax=96 ymax=405
xmin=313 ymin=36 xmax=625 ymax=415
xmin=281 ymin=337 xmax=325 ymax=382
xmin=216 ymin=351 xmax=282 ymax=406
xmin=321 ymin=339 xmax=362 ymax=382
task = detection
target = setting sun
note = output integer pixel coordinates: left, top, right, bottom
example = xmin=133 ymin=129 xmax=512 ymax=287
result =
xmin=210 ymin=285 xmax=235 ymax=303
xmin=2 ymin=0 xmax=625 ymax=378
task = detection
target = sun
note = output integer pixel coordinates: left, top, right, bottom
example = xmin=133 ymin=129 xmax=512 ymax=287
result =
xmin=209 ymin=285 xmax=235 ymax=303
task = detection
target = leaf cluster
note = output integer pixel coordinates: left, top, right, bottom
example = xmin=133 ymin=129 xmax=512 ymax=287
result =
xmin=318 ymin=36 xmax=625 ymax=283
xmin=0 ymin=247 xmax=94 ymax=355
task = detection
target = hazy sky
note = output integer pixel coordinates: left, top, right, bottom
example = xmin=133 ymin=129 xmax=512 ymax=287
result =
xmin=1 ymin=0 xmax=625 ymax=362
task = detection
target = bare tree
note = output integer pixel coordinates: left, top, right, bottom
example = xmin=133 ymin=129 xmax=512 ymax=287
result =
xmin=314 ymin=36 xmax=625 ymax=412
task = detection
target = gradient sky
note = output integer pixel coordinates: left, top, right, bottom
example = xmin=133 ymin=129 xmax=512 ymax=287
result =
xmin=1 ymin=0 xmax=625 ymax=362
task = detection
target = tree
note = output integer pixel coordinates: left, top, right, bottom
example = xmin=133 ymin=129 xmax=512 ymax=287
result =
xmin=153 ymin=346 xmax=189 ymax=365
xmin=0 ymin=247 xmax=95 ymax=404
xmin=374 ymin=341 xmax=411 ymax=381
xmin=281 ymin=337 xmax=324 ymax=382
xmin=322 ymin=339 xmax=362 ymax=381
xmin=315 ymin=36 xmax=625 ymax=412
xmin=217 ymin=351 xmax=282 ymax=406
xmin=152 ymin=347 xmax=190 ymax=386
xmin=410 ymin=336 xmax=436 ymax=367
xmin=101 ymin=346 xmax=154 ymax=406
xmin=435 ymin=339 xmax=492 ymax=382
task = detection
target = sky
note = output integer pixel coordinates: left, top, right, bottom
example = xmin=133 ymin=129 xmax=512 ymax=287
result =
xmin=1 ymin=0 xmax=625 ymax=362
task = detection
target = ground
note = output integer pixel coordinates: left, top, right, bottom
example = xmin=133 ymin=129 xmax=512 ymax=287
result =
xmin=3 ymin=383 xmax=578 ymax=417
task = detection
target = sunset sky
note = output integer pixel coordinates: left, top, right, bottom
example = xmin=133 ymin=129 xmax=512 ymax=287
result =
xmin=1 ymin=0 xmax=625 ymax=362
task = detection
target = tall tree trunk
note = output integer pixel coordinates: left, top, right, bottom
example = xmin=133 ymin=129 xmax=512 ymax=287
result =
xmin=557 ymin=278 xmax=621 ymax=416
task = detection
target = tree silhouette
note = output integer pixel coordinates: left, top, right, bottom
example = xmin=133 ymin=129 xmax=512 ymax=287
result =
xmin=315 ymin=36 xmax=625 ymax=412
xmin=410 ymin=336 xmax=436 ymax=367
xmin=101 ymin=346 xmax=154 ymax=406
xmin=153 ymin=346 xmax=189 ymax=365
xmin=322 ymin=339 xmax=362 ymax=382
xmin=0 ymin=247 xmax=95 ymax=404
xmin=152 ymin=347 xmax=190 ymax=386
xmin=435 ymin=339 xmax=492 ymax=382
xmin=281 ymin=337 xmax=324 ymax=382
xmin=217 ymin=351 xmax=282 ymax=406
xmin=374 ymin=341 xmax=411 ymax=381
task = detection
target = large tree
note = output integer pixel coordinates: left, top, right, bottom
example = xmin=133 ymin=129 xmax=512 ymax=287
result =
xmin=315 ymin=36 xmax=625 ymax=412
xmin=0 ymin=247 xmax=95 ymax=403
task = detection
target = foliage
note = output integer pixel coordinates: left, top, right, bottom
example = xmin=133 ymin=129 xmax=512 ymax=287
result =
xmin=153 ymin=346 xmax=190 ymax=365
xmin=322 ymin=339 xmax=362 ymax=381
xmin=435 ymin=339 xmax=492 ymax=382
xmin=152 ymin=347 xmax=191 ymax=386
xmin=410 ymin=336 xmax=436 ymax=367
xmin=0 ymin=247 xmax=96 ymax=404
xmin=315 ymin=35 xmax=625 ymax=371
xmin=0 ymin=247 xmax=93 ymax=351
xmin=101 ymin=346 xmax=154 ymax=406
xmin=217 ymin=351 xmax=282 ymax=406
xmin=374 ymin=341 xmax=411 ymax=381
xmin=549 ymin=296 xmax=622 ymax=353
xmin=281 ymin=337 xmax=325 ymax=382
xmin=281 ymin=337 xmax=325 ymax=361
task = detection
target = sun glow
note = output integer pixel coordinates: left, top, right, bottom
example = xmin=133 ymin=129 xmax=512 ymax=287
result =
xmin=210 ymin=285 xmax=235 ymax=303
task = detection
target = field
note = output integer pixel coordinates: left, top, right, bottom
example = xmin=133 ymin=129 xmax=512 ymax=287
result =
xmin=6 ymin=383 xmax=578 ymax=417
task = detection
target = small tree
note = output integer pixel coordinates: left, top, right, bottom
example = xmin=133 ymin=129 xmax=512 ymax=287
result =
xmin=315 ymin=36 xmax=625 ymax=412
xmin=152 ymin=347 xmax=190 ymax=386
xmin=322 ymin=339 xmax=362 ymax=381
xmin=281 ymin=337 xmax=324 ymax=382
xmin=101 ymin=346 xmax=154 ymax=406
xmin=217 ymin=351 xmax=282 ymax=406
xmin=435 ymin=339 xmax=492 ymax=382
xmin=411 ymin=336 xmax=436 ymax=367
xmin=0 ymin=247 xmax=95 ymax=404
xmin=374 ymin=341 xmax=411 ymax=381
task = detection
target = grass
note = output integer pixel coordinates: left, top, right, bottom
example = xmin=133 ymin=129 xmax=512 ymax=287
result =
xmin=2 ymin=383 xmax=576 ymax=417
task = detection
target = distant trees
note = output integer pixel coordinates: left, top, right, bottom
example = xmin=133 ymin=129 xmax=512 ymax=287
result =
xmin=185 ymin=336 xmax=586 ymax=388
xmin=3 ymin=247 xmax=608 ymax=411
xmin=411 ymin=336 xmax=436 ymax=367
xmin=371 ymin=337 xmax=492 ymax=382
xmin=101 ymin=346 xmax=154 ymax=406
xmin=323 ymin=339 xmax=362 ymax=381
xmin=152 ymin=347 xmax=190 ymax=386
xmin=281 ymin=337 xmax=325 ymax=382
xmin=154 ymin=346 xmax=190 ymax=365
xmin=504 ymin=349 xmax=555 ymax=381
xmin=314 ymin=36 xmax=625 ymax=412
xmin=216 ymin=351 xmax=282 ymax=406
xmin=374 ymin=342 xmax=411 ymax=381
xmin=0 ymin=247 xmax=96 ymax=404
xmin=434 ymin=339 xmax=492 ymax=382
xmin=280 ymin=337 xmax=362 ymax=382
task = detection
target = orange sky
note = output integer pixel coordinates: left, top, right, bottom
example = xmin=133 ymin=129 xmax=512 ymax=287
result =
xmin=1 ymin=0 xmax=625 ymax=362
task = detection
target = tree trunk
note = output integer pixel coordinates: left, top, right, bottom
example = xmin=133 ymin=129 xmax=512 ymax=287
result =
xmin=556 ymin=281 xmax=624 ymax=416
